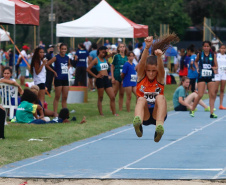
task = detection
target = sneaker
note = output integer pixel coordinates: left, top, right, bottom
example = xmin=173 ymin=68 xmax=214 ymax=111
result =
xmin=219 ymin=105 xmax=226 ymax=110
xmin=154 ymin=125 xmax=164 ymax=142
xmin=133 ymin=116 xmax=143 ymax=137
xmin=190 ymin=110 xmax=195 ymax=117
xmin=205 ymin=106 xmax=216 ymax=111
xmin=210 ymin=113 xmax=218 ymax=118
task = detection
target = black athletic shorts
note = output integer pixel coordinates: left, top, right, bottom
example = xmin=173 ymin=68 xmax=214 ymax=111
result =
xmin=54 ymin=79 xmax=69 ymax=87
xmin=37 ymin=83 xmax=45 ymax=90
xmin=74 ymin=66 xmax=87 ymax=86
xmin=197 ymin=77 xmax=214 ymax=83
xmin=143 ymin=107 xmax=167 ymax=126
xmin=174 ymin=104 xmax=187 ymax=111
xmin=96 ymin=76 xmax=112 ymax=89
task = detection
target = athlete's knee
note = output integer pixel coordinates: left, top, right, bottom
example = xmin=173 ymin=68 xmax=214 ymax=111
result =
xmin=98 ymin=96 xmax=104 ymax=102
xmin=137 ymin=97 xmax=147 ymax=105
xmin=109 ymin=96 xmax=115 ymax=102
xmin=155 ymin=94 xmax=166 ymax=102
xmin=220 ymin=88 xmax=225 ymax=93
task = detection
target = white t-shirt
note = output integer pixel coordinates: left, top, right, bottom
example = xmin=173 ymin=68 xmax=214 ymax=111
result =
xmin=132 ymin=48 xmax=141 ymax=66
xmin=217 ymin=53 xmax=226 ymax=74
xmin=19 ymin=50 xmax=28 ymax=58
xmin=83 ymin=41 xmax=92 ymax=51
xmin=33 ymin=60 xmax=46 ymax=85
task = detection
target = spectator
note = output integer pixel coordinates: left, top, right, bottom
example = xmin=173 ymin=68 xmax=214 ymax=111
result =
xmin=104 ymin=39 xmax=111 ymax=47
xmin=133 ymin=43 xmax=143 ymax=66
xmin=46 ymin=43 xmax=70 ymax=116
xmin=83 ymin=38 xmax=92 ymax=51
xmin=0 ymin=106 xmax=6 ymax=139
xmin=38 ymin=40 xmax=46 ymax=50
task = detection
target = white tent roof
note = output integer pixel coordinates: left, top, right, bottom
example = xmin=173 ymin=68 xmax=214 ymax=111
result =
xmin=0 ymin=28 xmax=10 ymax=42
xmin=0 ymin=0 xmax=15 ymax=24
xmin=57 ymin=0 xmax=148 ymax=38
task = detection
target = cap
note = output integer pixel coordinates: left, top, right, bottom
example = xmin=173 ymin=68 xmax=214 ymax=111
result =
xmin=48 ymin=44 xmax=54 ymax=49
xmin=118 ymin=38 xmax=122 ymax=42
xmin=22 ymin=45 xmax=29 ymax=50
xmin=111 ymin=44 xmax=117 ymax=49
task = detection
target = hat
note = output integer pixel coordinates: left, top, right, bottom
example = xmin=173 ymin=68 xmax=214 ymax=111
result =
xmin=48 ymin=44 xmax=54 ymax=49
xmin=22 ymin=45 xmax=29 ymax=50
xmin=111 ymin=44 xmax=117 ymax=49
xmin=118 ymin=38 xmax=122 ymax=42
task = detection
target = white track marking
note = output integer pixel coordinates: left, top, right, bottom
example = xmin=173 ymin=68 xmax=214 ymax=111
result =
xmin=102 ymin=116 xmax=226 ymax=179
xmin=125 ymin=167 xmax=223 ymax=171
xmin=212 ymin=167 xmax=226 ymax=179
xmin=0 ymin=127 xmax=132 ymax=175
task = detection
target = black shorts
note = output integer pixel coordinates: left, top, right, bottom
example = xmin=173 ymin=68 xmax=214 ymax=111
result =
xmin=174 ymin=104 xmax=187 ymax=111
xmin=37 ymin=83 xmax=45 ymax=90
xmin=96 ymin=76 xmax=112 ymax=89
xmin=54 ymin=79 xmax=69 ymax=87
xmin=74 ymin=66 xmax=87 ymax=86
xmin=88 ymin=68 xmax=98 ymax=78
xmin=197 ymin=77 xmax=214 ymax=83
xmin=143 ymin=107 xmax=167 ymax=126
xmin=189 ymin=78 xmax=196 ymax=92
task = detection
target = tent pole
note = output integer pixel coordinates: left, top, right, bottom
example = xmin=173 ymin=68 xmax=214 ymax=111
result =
xmin=133 ymin=38 xmax=134 ymax=48
xmin=13 ymin=24 xmax=16 ymax=78
xmin=34 ymin=26 xmax=36 ymax=49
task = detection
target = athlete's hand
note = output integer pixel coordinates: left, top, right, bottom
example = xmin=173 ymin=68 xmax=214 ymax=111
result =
xmin=144 ymin=36 xmax=153 ymax=49
xmin=154 ymin=49 xmax=163 ymax=57
xmin=111 ymin=77 xmax=115 ymax=84
xmin=53 ymin=71 xmax=58 ymax=77
xmin=96 ymin=73 xmax=104 ymax=78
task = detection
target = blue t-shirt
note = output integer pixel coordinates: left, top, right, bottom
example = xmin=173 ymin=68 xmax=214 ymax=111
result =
xmin=54 ymin=54 xmax=69 ymax=80
xmin=122 ymin=62 xmax=137 ymax=87
xmin=89 ymin=50 xmax=97 ymax=60
xmin=76 ymin=49 xmax=89 ymax=67
xmin=188 ymin=54 xmax=198 ymax=79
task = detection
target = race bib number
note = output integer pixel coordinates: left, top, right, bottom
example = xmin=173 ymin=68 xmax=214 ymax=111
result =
xmin=220 ymin=66 xmax=226 ymax=73
xmin=130 ymin=74 xmax=137 ymax=82
xmin=100 ymin=63 xmax=108 ymax=71
xmin=61 ymin=63 xmax=68 ymax=74
xmin=144 ymin=92 xmax=159 ymax=104
xmin=201 ymin=69 xmax=212 ymax=77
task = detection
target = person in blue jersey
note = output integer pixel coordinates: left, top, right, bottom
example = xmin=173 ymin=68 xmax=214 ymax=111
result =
xmin=111 ymin=43 xmax=128 ymax=111
xmin=74 ymin=43 xmax=89 ymax=86
xmin=187 ymin=44 xmax=198 ymax=92
xmin=190 ymin=41 xmax=218 ymax=118
xmin=46 ymin=43 xmax=70 ymax=116
xmin=121 ymin=51 xmax=137 ymax=112
xmin=87 ymin=46 xmax=118 ymax=116
xmin=88 ymin=43 xmax=98 ymax=91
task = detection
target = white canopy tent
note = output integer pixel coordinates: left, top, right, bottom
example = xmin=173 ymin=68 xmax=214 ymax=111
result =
xmin=57 ymin=0 xmax=148 ymax=38
xmin=0 ymin=0 xmax=15 ymax=25
xmin=0 ymin=28 xmax=10 ymax=42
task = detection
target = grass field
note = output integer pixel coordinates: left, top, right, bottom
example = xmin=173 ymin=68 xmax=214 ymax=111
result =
xmin=0 ymin=78 xmax=208 ymax=167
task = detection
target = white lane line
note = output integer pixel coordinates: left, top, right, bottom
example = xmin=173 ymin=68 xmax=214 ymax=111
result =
xmin=125 ymin=168 xmax=223 ymax=171
xmin=212 ymin=167 xmax=226 ymax=179
xmin=0 ymin=127 xmax=133 ymax=175
xmin=102 ymin=115 xmax=226 ymax=179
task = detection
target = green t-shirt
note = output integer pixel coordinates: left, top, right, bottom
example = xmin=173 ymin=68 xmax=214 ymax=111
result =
xmin=173 ymin=86 xmax=187 ymax=108
xmin=16 ymin=101 xmax=37 ymax=123
xmin=112 ymin=54 xmax=128 ymax=82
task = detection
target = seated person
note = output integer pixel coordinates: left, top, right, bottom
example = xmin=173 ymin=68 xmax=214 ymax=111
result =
xmin=173 ymin=76 xmax=210 ymax=111
xmin=30 ymin=85 xmax=58 ymax=118
xmin=49 ymin=108 xmax=70 ymax=123
xmin=0 ymin=67 xmax=23 ymax=105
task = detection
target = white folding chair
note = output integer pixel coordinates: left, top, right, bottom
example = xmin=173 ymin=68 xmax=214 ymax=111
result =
xmin=68 ymin=67 xmax=75 ymax=86
xmin=0 ymin=83 xmax=18 ymax=120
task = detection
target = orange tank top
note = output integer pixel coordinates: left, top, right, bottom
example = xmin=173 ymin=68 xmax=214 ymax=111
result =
xmin=136 ymin=75 xmax=164 ymax=106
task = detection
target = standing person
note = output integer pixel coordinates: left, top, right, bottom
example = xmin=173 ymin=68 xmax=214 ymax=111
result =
xmin=190 ymin=41 xmax=218 ymax=118
xmin=173 ymin=76 xmax=210 ymax=111
xmin=121 ymin=51 xmax=137 ymax=112
xmin=88 ymin=43 xmax=98 ymax=91
xmin=46 ymin=43 xmax=70 ymax=115
xmin=83 ymin=38 xmax=92 ymax=51
xmin=30 ymin=47 xmax=47 ymax=106
xmin=111 ymin=43 xmax=127 ymax=111
xmin=74 ymin=43 xmax=89 ymax=86
xmin=133 ymin=34 xmax=179 ymax=142
xmin=187 ymin=44 xmax=198 ymax=92
xmin=17 ymin=45 xmax=29 ymax=86
xmin=45 ymin=45 xmax=55 ymax=94
xmin=87 ymin=46 xmax=118 ymax=116
xmin=214 ymin=45 xmax=226 ymax=109
xmin=0 ymin=106 xmax=6 ymax=139
xmin=133 ymin=43 xmax=143 ymax=66
xmin=178 ymin=48 xmax=188 ymax=81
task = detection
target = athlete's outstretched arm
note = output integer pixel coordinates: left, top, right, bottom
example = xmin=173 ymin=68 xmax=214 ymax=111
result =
xmin=136 ymin=36 xmax=153 ymax=82
xmin=155 ymin=49 xmax=165 ymax=84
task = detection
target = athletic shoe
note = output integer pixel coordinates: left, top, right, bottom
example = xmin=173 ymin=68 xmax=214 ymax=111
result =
xmin=219 ymin=105 xmax=226 ymax=110
xmin=133 ymin=116 xmax=143 ymax=137
xmin=205 ymin=106 xmax=216 ymax=111
xmin=154 ymin=125 xmax=164 ymax=142
xmin=190 ymin=110 xmax=195 ymax=117
xmin=210 ymin=113 xmax=218 ymax=118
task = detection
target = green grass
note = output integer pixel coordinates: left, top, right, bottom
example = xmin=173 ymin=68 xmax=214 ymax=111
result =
xmin=0 ymin=78 xmax=208 ymax=166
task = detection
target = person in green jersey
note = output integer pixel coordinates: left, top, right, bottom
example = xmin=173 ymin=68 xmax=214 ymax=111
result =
xmin=111 ymin=43 xmax=128 ymax=111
